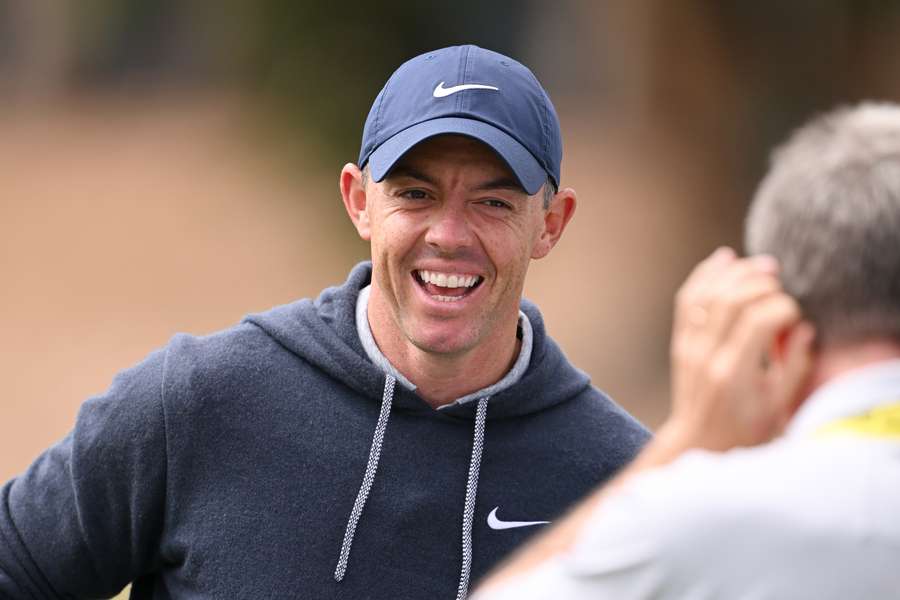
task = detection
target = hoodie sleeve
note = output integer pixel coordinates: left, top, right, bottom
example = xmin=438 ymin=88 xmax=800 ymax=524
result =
xmin=0 ymin=348 xmax=169 ymax=598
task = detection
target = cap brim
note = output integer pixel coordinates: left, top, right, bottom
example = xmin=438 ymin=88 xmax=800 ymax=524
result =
xmin=366 ymin=117 xmax=548 ymax=195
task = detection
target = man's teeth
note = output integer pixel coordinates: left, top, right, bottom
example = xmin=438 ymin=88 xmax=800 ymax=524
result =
xmin=417 ymin=270 xmax=480 ymax=288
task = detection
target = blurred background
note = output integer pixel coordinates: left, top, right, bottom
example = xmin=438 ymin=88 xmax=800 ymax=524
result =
xmin=4 ymin=0 xmax=900 ymax=490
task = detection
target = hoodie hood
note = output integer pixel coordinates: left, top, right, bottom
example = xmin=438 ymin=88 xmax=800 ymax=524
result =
xmin=243 ymin=261 xmax=593 ymax=420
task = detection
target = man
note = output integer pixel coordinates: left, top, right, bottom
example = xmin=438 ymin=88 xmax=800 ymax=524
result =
xmin=0 ymin=45 xmax=649 ymax=599
xmin=474 ymin=103 xmax=900 ymax=599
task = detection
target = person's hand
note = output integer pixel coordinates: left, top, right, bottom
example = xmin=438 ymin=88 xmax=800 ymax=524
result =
xmin=664 ymin=247 xmax=815 ymax=452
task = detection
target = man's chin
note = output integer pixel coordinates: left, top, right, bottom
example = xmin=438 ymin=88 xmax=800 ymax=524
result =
xmin=406 ymin=325 xmax=480 ymax=357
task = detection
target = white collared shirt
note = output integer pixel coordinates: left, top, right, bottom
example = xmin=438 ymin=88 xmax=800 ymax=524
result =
xmin=475 ymin=360 xmax=900 ymax=600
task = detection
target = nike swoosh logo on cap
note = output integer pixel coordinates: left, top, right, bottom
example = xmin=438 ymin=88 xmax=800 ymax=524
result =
xmin=487 ymin=506 xmax=550 ymax=530
xmin=433 ymin=82 xmax=500 ymax=98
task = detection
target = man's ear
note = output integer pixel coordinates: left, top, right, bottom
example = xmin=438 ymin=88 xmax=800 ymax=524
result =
xmin=772 ymin=323 xmax=817 ymax=423
xmin=340 ymin=163 xmax=371 ymax=241
xmin=532 ymin=187 xmax=577 ymax=259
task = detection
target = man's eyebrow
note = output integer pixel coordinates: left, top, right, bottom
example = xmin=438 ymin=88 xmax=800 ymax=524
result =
xmin=474 ymin=177 xmax=526 ymax=193
xmin=385 ymin=166 xmax=437 ymax=186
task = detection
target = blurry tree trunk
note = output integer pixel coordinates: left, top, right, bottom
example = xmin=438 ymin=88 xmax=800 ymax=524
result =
xmin=3 ymin=0 xmax=71 ymax=103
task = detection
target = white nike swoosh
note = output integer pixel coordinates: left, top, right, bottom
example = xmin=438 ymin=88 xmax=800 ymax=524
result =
xmin=487 ymin=506 xmax=550 ymax=530
xmin=433 ymin=82 xmax=500 ymax=98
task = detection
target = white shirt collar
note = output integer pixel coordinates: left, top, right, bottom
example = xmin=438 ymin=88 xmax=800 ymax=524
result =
xmin=786 ymin=359 xmax=900 ymax=438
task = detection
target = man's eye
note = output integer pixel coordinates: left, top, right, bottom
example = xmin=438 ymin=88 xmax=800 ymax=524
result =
xmin=481 ymin=199 xmax=512 ymax=210
xmin=400 ymin=189 xmax=429 ymax=200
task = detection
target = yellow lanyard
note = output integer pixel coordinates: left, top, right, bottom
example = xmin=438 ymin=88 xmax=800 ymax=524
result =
xmin=816 ymin=402 xmax=900 ymax=439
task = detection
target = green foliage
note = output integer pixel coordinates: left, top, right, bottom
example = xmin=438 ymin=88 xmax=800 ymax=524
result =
xmin=67 ymin=0 xmax=533 ymax=165
xmin=238 ymin=0 xmax=531 ymax=163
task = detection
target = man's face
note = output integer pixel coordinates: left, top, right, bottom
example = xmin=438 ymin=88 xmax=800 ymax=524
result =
xmin=363 ymin=135 xmax=551 ymax=357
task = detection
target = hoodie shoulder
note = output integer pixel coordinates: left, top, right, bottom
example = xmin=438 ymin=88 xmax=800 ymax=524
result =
xmin=487 ymin=297 xmax=650 ymax=459
xmin=566 ymin=385 xmax=651 ymax=460
xmin=161 ymin=262 xmax=386 ymax=411
xmin=160 ymin=321 xmax=290 ymax=404
xmin=162 ymin=261 xmax=374 ymax=385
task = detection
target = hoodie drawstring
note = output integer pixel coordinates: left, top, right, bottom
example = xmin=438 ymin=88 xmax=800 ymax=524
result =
xmin=455 ymin=396 xmax=489 ymax=600
xmin=333 ymin=377 xmax=490 ymax=600
xmin=334 ymin=374 xmax=397 ymax=582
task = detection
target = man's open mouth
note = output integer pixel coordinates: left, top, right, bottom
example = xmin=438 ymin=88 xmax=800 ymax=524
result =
xmin=413 ymin=270 xmax=484 ymax=302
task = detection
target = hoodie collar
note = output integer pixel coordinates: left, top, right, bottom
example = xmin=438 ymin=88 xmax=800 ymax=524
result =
xmin=243 ymin=261 xmax=592 ymax=420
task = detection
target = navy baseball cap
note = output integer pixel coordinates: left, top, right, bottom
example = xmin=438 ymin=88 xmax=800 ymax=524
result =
xmin=358 ymin=45 xmax=562 ymax=195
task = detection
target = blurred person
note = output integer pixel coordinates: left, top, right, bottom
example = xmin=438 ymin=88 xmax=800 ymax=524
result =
xmin=474 ymin=103 xmax=900 ymax=599
xmin=0 ymin=45 xmax=650 ymax=599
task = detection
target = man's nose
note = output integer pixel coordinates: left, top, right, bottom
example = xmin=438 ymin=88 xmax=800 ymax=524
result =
xmin=424 ymin=203 xmax=474 ymax=254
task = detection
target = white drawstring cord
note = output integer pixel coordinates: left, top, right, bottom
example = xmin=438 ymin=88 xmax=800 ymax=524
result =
xmin=334 ymin=375 xmax=396 ymax=582
xmin=455 ymin=396 xmax=489 ymax=600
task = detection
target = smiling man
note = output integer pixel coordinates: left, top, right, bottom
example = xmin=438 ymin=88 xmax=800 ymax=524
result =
xmin=343 ymin=134 xmax=572 ymax=404
xmin=0 ymin=45 xmax=648 ymax=599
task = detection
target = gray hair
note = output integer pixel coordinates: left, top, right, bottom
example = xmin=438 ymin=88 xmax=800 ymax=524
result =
xmin=360 ymin=164 xmax=556 ymax=210
xmin=745 ymin=102 xmax=900 ymax=346
xmin=540 ymin=179 xmax=556 ymax=210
